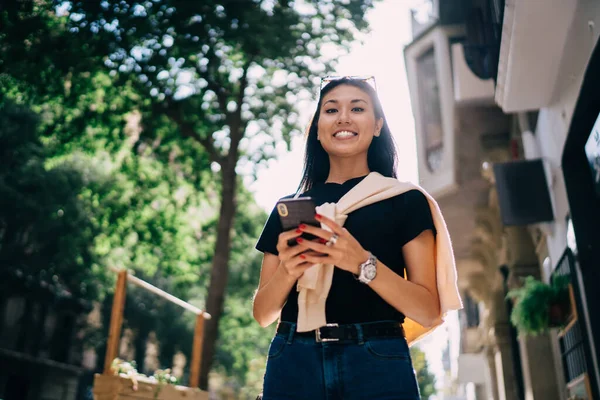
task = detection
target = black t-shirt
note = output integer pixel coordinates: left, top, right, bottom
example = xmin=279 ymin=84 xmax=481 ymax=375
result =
xmin=255 ymin=175 xmax=436 ymax=325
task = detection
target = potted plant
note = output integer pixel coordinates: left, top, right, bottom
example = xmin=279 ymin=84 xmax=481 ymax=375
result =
xmin=507 ymin=274 xmax=571 ymax=336
xmin=93 ymin=358 xmax=208 ymax=400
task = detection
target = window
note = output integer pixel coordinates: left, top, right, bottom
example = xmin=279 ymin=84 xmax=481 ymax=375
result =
xmin=416 ymin=48 xmax=444 ymax=173
xmin=464 ymin=293 xmax=480 ymax=328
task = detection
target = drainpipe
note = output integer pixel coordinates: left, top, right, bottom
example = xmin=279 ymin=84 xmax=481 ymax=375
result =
xmin=518 ymin=112 xmax=540 ymax=159
xmin=518 ymin=112 xmax=555 ymax=239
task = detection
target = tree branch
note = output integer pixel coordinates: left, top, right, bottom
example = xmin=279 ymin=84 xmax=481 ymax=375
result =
xmin=159 ymin=102 xmax=223 ymax=165
xmin=201 ymin=49 xmax=230 ymax=117
xmin=229 ymin=59 xmax=252 ymax=149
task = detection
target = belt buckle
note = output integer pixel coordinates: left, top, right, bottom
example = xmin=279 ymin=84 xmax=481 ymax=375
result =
xmin=315 ymin=323 xmax=339 ymax=343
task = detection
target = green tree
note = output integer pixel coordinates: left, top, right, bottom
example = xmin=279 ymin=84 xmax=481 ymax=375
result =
xmin=410 ymin=346 xmax=437 ymax=399
xmin=1 ymin=0 xmax=380 ymax=389
xmin=0 ymin=101 xmax=107 ymax=301
xmin=65 ymin=0 xmax=378 ymax=388
xmin=1 ymin=2 xmax=218 ymax=377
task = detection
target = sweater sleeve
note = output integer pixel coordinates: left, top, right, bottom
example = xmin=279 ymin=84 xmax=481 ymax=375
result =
xmin=397 ymin=189 xmax=437 ymax=246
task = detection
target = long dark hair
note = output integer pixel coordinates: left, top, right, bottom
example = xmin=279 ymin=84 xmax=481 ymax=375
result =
xmin=297 ymin=78 xmax=398 ymax=193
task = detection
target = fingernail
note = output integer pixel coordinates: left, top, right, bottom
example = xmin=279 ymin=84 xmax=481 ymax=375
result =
xmin=296 ymin=238 xmax=304 ymax=243
xmin=315 ymin=213 xmax=322 ymax=220
xmin=319 ymin=239 xmax=327 ymax=244
xmin=298 ymin=224 xmax=307 ymax=230
xmin=300 ymin=254 xmax=306 ymax=259
xmin=295 ymin=229 xmax=302 ymax=233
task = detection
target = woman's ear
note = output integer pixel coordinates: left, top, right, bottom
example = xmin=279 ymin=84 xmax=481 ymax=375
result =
xmin=374 ymin=118 xmax=384 ymax=137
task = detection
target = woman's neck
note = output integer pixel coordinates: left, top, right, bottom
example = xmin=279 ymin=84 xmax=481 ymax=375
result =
xmin=326 ymin=157 xmax=370 ymax=184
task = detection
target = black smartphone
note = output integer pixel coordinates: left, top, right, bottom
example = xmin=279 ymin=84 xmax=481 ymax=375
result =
xmin=276 ymin=197 xmax=321 ymax=246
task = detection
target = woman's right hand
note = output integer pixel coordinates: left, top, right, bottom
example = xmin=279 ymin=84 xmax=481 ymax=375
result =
xmin=276 ymin=228 xmax=319 ymax=280
xmin=253 ymin=228 xmax=324 ymax=327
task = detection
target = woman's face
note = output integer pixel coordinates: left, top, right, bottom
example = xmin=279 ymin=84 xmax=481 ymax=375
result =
xmin=316 ymin=84 xmax=383 ymax=160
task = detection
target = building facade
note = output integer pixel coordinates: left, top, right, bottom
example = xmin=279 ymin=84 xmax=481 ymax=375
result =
xmin=405 ymin=1 xmax=600 ymax=399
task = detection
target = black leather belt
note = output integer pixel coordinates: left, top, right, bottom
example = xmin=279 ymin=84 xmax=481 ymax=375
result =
xmin=276 ymin=321 xmax=405 ymax=343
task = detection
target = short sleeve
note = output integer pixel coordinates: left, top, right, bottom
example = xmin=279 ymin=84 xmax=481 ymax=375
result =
xmin=397 ymin=190 xmax=437 ymax=246
xmin=255 ymin=204 xmax=283 ymax=255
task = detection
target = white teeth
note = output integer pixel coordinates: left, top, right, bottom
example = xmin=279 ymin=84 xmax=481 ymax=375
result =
xmin=334 ymin=131 xmax=356 ymax=138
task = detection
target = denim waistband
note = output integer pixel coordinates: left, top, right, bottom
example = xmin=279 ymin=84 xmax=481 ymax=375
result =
xmin=276 ymin=320 xmax=405 ymax=344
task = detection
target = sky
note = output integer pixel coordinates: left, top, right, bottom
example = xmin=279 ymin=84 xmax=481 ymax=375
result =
xmin=249 ymin=1 xmax=460 ymax=396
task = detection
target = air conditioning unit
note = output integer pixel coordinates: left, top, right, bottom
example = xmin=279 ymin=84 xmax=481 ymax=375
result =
xmin=405 ymin=25 xmax=464 ymax=197
xmin=452 ymin=43 xmax=495 ymax=105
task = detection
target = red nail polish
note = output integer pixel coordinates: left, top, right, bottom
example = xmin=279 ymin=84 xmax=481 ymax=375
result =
xmin=319 ymin=239 xmax=327 ymax=244
xmin=315 ymin=213 xmax=322 ymax=220
xmin=300 ymin=254 xmax=306 ymax=259
xmin=296 ymin=229 xmax=302 ymax=233
xmin=299 ymin=224 xmax=307 ymax=230
xmin=296 ymin=238 xmax=304 ymax=243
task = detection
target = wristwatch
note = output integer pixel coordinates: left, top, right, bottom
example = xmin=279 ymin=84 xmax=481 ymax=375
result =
xmin=357 ymin=252 xmax=378 ymax=284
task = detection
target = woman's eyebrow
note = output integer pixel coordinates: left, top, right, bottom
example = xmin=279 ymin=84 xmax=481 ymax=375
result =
xmin=322 ymin=98 xmax=369 ymax=106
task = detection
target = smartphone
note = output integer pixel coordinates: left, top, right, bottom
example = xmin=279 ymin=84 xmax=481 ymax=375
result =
xmin=276 ymin=197 xmax=321 ymax=246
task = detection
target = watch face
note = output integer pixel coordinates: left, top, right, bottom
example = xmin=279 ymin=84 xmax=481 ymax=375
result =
xmin=364 ymin=263 xmax=377 ymax=280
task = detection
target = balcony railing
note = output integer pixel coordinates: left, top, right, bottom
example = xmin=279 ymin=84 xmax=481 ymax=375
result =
xmin=552 ymin=249 xmax=597 ymax=397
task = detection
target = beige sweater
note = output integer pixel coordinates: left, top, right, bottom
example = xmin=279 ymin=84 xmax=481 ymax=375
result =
xmin=296 ymin=172 xmax=462 ymax=344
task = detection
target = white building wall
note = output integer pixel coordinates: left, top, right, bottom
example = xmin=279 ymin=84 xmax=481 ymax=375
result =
xmin=519 ymin=2 xmax=600 ymax=395
xmin=521 ymin=0 xmax=600 ymax=279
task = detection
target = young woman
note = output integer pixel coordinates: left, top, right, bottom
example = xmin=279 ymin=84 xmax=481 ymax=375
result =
xmin=253 ymin=77 xmax=443 ymax=399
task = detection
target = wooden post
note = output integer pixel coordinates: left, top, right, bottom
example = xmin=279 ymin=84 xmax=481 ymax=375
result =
xmin=189 ymin=313 xmax=205 ymax=387
xmin=103 ymin=269 xmax=128 ymax=374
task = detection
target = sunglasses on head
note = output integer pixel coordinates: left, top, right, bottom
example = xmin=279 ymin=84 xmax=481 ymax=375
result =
xmin=320 ymin=75 xmax=377 ymax=92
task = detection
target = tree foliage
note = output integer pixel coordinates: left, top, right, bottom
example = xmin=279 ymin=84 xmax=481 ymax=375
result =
xmin=1 ymin=0 xmax=379 ymax=392
xmin=411 ymin=346 xmax=437 ymax=400
xmin=0 ymin=101 xmax=106 ymax=301
xmin=66 ymin=0 xmax=375 ymax=167
xmin=57 ymin=0 xmax=378 ymax=388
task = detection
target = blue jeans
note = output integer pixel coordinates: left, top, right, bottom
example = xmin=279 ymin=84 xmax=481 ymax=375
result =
xmin=262 ymin=322 xmax=420 ymax=400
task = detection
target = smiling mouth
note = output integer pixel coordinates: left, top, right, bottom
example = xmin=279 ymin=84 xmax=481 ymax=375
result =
xmin=333 ymin=130 xmax=358 ymax=139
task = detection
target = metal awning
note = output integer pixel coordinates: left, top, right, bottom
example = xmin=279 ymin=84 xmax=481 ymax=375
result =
xmin=492 ymin=159 xmax=554 ymax=225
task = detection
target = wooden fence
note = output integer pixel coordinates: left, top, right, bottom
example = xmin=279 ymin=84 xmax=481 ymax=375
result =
xmin=103 ymin=267 xmax=211 ymax=387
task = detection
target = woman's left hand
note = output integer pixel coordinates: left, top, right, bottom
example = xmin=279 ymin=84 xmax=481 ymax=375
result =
xmin=295 ymin=213 xmax=370 ymax=275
